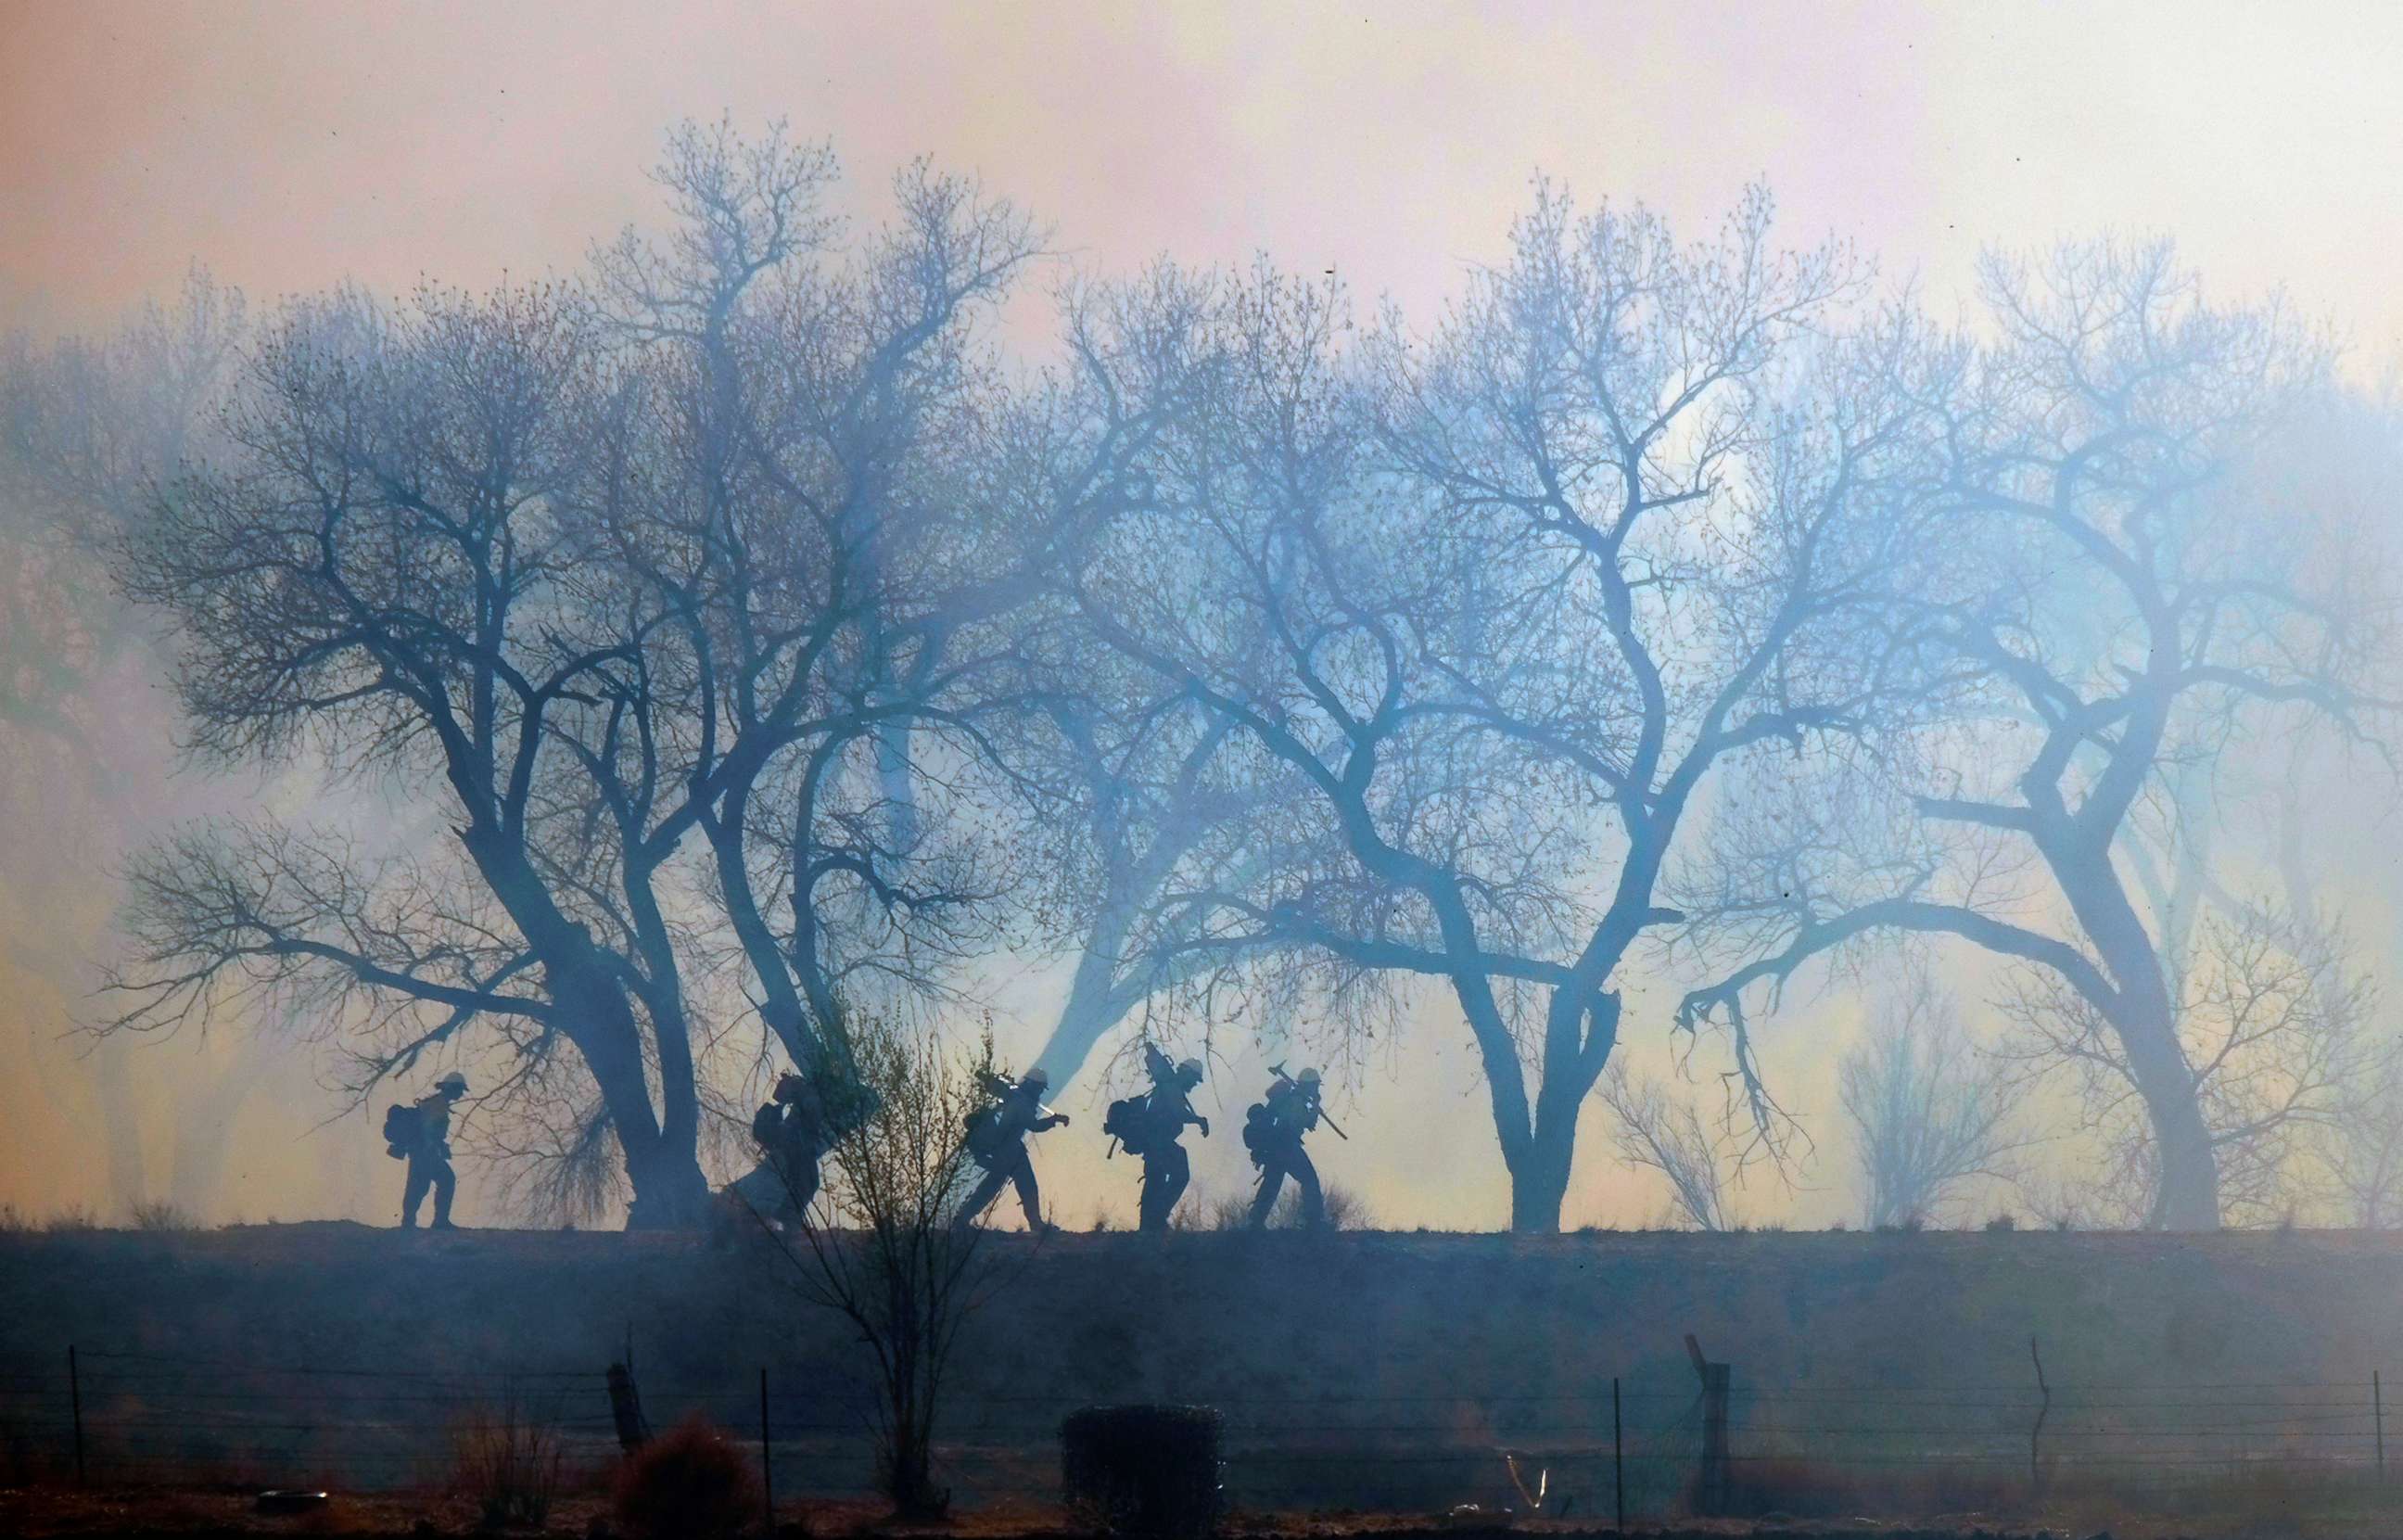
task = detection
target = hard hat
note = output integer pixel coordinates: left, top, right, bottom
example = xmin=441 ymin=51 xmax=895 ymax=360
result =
xmin=1176 ymin=1057 xmax=1204 ymax=1083
xmin=1022 ymin=1066 xmax=1050 ymax=1090
xmin=1296 ymin=1067 xmax=1320 ymax=1086
xmin=435 ymin=1071 xmax=468 ymax=1094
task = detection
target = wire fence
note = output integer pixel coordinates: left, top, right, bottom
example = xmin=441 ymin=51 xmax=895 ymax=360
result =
xmin=3 ymin=1344 xmax=2398 ymax=1521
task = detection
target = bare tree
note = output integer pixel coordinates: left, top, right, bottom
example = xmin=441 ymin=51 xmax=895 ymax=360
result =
xmin=1839 ymin=961 xmax=2025 ymax=1228
xmin=744 ymin=1016 xmax=1005 ymax=1517
xmin=1013 ymin=644 xmax=1311 ymax=1086
xmin=1596 ymin=1063 xmax=1739 ymax=1232
xmin=2002 ymin=900 xmax=2371 ymax=1226
xmin=2322 ymin=1031 xmax=2403 ymax=1228
xmin=100 ymin=276 xmax=733 ymax=1224
xmin=1 ymin=271 xmax=252 ymax=1212
xmin=96 ymin=124 xmax=1079 ymax=1227
xmin=1063 ymin=189 xmax=1932 ymax=1229
xmin=1680 ymin=242 xmax=2384 ymax=1229
xmin=581 ymin=122 xmax=1130 ymax=1082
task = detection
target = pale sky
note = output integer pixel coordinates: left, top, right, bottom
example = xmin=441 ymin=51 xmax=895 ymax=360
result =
xmin=4 ymin=0 xmax=2401 ymax=1229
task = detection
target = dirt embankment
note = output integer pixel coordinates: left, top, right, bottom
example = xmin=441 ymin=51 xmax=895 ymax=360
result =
xmin=5 ymin=1224 xmax=2399 ymax=1401
xmin=5 ymin=1225 xmax=2401 ymax=1528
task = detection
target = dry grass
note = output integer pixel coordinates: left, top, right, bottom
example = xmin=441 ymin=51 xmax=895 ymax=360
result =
xmin=128 ymin=1198 xmax=198 ymax=1231
xmin=449 ymin=1400 xmax=566 ymax=1528
xmin=1188 ymin=1180 xmax=1373 ymax=1231
xmin=0 ymin=1203 xmax=99 ymax=1234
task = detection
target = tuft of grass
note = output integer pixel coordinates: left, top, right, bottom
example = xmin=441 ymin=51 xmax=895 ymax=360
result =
xmin=450 ymin=1398 xmax=565 ymax=1527
xmin=129 ymin=1199 xmax=197 ymax=1232
xmin=1193 ymin=1180 xmax=1371 ymax=1232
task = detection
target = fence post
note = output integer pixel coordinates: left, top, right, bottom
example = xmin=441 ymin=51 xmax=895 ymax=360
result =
xmin=1685 ymin=1335 xmax=1728 ymax=1516
xmin=67 ymin=1344 xmax=84 ymax=1487
xmin=759 ymin=1367 xmax=774 ymax=1529
xmin=2029 ymin=1338 xmax=2051 ymax=1497
xmin=2377 ymin=1370 xmax=2385 ymax=1483
xmin=1612 ymin=1376 xmax=1624 ymax=1532
xmin=607 ymin=1363 xmax=650 ymax=1452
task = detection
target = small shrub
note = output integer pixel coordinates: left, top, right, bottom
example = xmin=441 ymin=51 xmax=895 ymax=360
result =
xmin=44 ymin=1205 xmax=97 ymax=1234
xmin=1198 ymin=1181 xmax=1369 ymax=1231
xmin=1984 ymin=1213 xmax=2018 ymax=1232
xmin=129 ymin=1199 xmax=196 ymax=1232
xmin=1319 ymin=1183 xmax=1372 ymax=1230
xmin=1194 ymin=1193 xmax=1252 ymax=1231
xmin=451 ymin=1401 xmax=564 ymax=1527
xmin=612 ymin=1416 xmax=757 ymax=1540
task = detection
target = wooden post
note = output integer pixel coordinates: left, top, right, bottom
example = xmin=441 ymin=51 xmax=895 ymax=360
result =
xmin=758 ymin=1367 xmax=774 ymax=1529
xmin=607 ymin=1363 xmax=649 ymax=1452
xmin=67 ymin=1344 xmax=85 ymax=1487
xmin=1612 ymin=1376 xmax=1625 ymax=1533
xmin=2377 ymin=1370 xmax=2386 ymax=1482
xmin=1685 ymin=1334 xmax=1728 ymax=1516
xmin=2028 ymin=1338 xmax=2051 ymax=1497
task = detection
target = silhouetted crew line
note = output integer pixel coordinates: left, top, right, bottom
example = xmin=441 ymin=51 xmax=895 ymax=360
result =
xmin=385 ymin=1071 xmax=466 ymax=1230
xmin=1244 ymin=1064 xmax=1341 ymax=1229
xmin=957 ymin=1066 xmax=1071 ymax=1233
xmin=1107 ymin=1044 xmax=1209 ymax=1233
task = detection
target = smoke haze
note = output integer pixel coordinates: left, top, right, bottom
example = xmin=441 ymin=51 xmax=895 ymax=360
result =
xmin=4 ymin=0 xmax=2403 ymax=1232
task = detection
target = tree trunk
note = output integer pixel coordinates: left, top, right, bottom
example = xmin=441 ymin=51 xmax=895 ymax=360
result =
xmin=1507 ymin=1126 xmax=1576 ymax=1234
xmin=1032 ymin=940 xmax=1130 ymax=1088
xmin=2051 ymin=841 xmax=2220 ymax=1229
xmin=556 ymin=961 xmax=710 ymax=1230
xmin=617 ymin=1126 xmax=711 ymax=1231
xmin=2117 ymin=992 xmax=2221 ymax=1230
xmin=1496 ymin=985 xmax=1620 ymax=1234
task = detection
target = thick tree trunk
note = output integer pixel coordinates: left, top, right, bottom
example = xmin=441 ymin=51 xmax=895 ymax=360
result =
xmin=1496 ymin=990 xmax=1619 ymax=1235
xmin=1506 ymin=1122 xmax=1577 ymax=1234
xmin=2051 ymin=842 xmax=2220 ymax=1229
xmin=1033 ymin=907 xmax=1139 ymax=1088
xmin=2116 ymin=992 xmax=2221 ymax=1230
xmin=555 ymin=961 xmax=710 ymax=1230
xmin=617 ymin=1126 xmax=712 ymax=1231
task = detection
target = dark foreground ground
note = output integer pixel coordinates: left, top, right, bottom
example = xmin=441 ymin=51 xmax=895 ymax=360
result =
xmin=0 ymin=1485 xmax=2256 ymax=1540
xmin=5 ymin=1224 xmax=2403 ymax=1535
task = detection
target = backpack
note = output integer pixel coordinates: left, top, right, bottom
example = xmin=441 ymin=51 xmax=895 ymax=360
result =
xmin=750 ymin=1101 xmax=783 ymax=1151
xmin=1102 ymin=1095 xmax=1151 ymax=1157
xmin=962 ymin=1105 xmax=1005 ymax=1165
xmin=1241 ymin=1101 xmax=1275 ymax=1162
xmin=381 ymin=1103 xmax=422 ymax=1161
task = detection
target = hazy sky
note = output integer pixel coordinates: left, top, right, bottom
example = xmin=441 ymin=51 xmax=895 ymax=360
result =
xmin=6 ymin=1 xmax=2402 ymax=358
xmin=5 ymin=0 xmax=2402 ymax=1229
